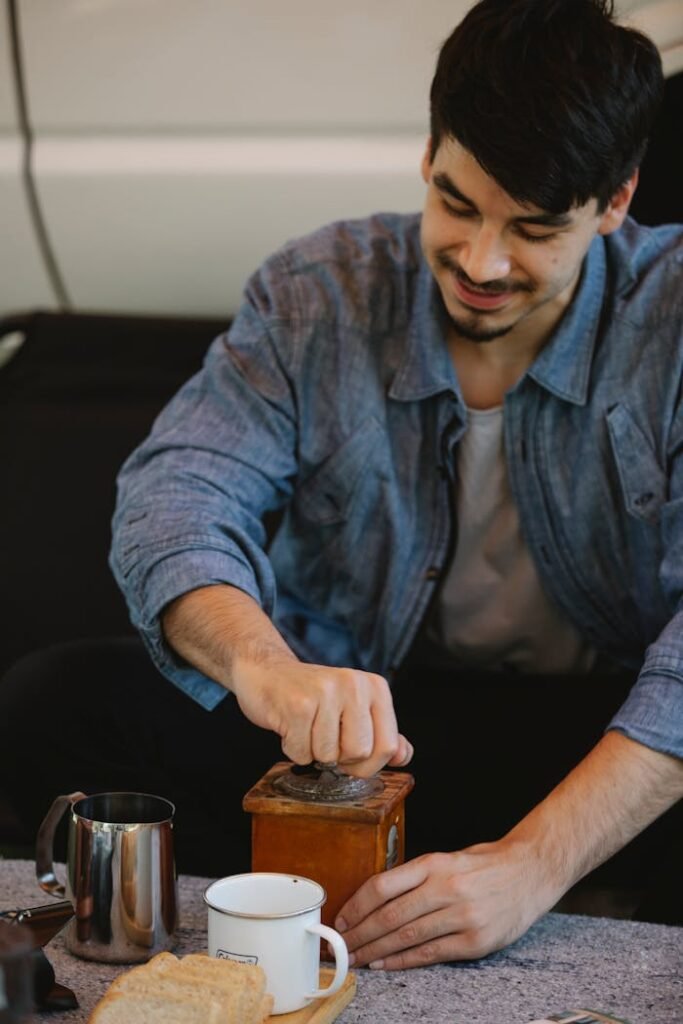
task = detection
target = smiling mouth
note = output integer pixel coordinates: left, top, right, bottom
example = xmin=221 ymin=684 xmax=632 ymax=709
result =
xmin=451 ymin=275 xmax=517 ymax=311
xmin=438 ymin=255 xmax=530 ymax=312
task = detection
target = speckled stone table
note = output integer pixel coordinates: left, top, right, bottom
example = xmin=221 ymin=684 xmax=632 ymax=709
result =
xmin=1 ymin=858 xmax=681 ymax=1024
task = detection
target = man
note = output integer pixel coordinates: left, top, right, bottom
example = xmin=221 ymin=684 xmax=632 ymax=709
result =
xmin=105 ymin=0 xmax=683 ymax=964
xmin=3 ymin=0 xmax=680 ymax=967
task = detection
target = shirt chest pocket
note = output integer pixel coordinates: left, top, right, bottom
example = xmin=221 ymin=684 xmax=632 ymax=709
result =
xmin=607 ymin=404 xmax=667 ymax=524
xmin=296 ymin=418 xmax=387 ymax=526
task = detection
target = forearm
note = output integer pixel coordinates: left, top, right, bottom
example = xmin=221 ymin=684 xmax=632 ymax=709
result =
xmin=505 ymin=730 xmax=683 ymax=904
xmin=161 ymin=584 xmax=297 ymax=692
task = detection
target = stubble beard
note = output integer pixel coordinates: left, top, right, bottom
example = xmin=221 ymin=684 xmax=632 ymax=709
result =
xmin=447 ymin=312 xmax=517 ymax=343
xmin=437 ymin=252 xmax=534 ymax=343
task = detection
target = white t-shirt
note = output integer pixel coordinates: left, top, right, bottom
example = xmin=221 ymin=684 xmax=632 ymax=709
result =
xmin=432 ymin=405 xmax=597 ymax=674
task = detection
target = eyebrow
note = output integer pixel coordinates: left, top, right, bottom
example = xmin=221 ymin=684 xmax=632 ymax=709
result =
xmin=432 ymin=171 xmax=573 ymax=228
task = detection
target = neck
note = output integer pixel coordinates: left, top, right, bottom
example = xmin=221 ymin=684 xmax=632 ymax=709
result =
xmin=449 ymin=328 xmax=546 ymax=409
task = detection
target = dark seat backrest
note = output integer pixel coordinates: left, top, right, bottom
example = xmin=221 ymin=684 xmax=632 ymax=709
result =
xmin=629 ymin=70 xmax=683 ymax=226
xmin=0 ymin=311 xmax=227 ymax=675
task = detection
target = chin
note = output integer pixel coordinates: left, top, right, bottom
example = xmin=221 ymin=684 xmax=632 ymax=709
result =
xmin=447 ymin=310 xmax=517 ymax=343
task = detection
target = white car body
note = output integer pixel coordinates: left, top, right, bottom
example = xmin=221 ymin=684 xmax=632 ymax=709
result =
xmin=1 ymin=0 xmax=681 ymax=322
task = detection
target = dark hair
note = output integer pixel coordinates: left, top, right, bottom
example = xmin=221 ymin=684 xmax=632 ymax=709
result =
xmin=429 ymin=0 xmax=664 ymax=212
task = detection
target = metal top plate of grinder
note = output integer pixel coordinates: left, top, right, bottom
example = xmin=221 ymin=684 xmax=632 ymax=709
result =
xmin=273 ymin=762 xmax=384 ymax=803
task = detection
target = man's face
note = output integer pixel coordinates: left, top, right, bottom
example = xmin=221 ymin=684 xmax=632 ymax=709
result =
xmin=420 ymin=136 xmax=630 ymax=345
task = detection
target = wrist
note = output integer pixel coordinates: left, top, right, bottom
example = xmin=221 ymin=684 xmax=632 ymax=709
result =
xmin=161 ymin=584 xmax=297 ymax=694
xmin=230 ymin=640 xmax=297 ymax=696
xmin=500 ymin=817 xmax=574 ymax=911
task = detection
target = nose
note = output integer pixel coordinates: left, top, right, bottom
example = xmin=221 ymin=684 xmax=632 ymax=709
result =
xmin=458 ymin=225 xmax=512 ymax=284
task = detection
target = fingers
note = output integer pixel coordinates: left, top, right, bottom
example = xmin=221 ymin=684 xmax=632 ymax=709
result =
xmin=335 ymin=859 xmax=466 ymax=968
xmin=335 ymin=855 xmax=497 ymax=969
xmin=338 ymin=675 xmax=403 ymax=776
xmin=336 ymin=858 xmax=431 ymax=936
xmin=276 ymin=665 xmax=410 ymax=777
xmin=355 ymin=929 xmax=486 ymax=971
xmin=337 ymin=675 xmax=383 ymax=768
xmin=278 ymin=683 xmax=327 ymax=765
xmin=389 ymin=734 xmax=414 ymax=767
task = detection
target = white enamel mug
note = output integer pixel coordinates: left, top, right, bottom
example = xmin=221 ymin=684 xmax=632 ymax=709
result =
xmin=204 ymin=872 xmax=348 ymax=1015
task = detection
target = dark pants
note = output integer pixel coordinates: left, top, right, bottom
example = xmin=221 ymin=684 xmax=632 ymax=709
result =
xmin=0 ymin=637 xmax=680 ymax=922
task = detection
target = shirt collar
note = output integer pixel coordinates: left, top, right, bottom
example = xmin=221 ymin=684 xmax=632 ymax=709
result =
xmin=389 ymin=258 xmax=460 ymax=402
xmin=526 ymin=234 xmax=607 ymax=406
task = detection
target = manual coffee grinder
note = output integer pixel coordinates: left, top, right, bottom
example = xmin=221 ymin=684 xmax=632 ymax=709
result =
xmin=243 ymin=762 xmax=414 ymax=927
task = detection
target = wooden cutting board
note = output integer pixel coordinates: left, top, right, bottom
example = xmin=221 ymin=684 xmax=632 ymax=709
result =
xmin=271 ymin=968 xmax=357 ymax=1023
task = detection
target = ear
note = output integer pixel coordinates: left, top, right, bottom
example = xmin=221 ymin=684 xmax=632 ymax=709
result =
xmin=421 ymin=138 xmax=433 ymax=185
xmin=597 ymin=168 xmax=639 ymax=236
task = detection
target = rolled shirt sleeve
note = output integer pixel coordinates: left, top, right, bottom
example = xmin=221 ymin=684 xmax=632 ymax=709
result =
xmin=608 ymin=611 xmax=683 ymax=759
xmin=110 ymin=260 xmax=299 ymax=709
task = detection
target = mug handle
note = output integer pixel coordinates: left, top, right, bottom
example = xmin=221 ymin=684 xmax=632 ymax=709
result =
xmin=35 ymin=791 xmax=86 ymax=897
xmin=306 ymin=923 xmax=349 ymax=1000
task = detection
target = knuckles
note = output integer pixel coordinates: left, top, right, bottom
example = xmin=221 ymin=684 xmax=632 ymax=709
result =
xmin=377 ymin=900 xmax=405 ymax=933
xmin=396 ymin=922 xmax=422 ymax=948
xmin=287 ymin=690 xmax=320 ymax=722
xmin=367 ymin=871 xmax=391 ymax=902
xmin=413 ymin=941 xmax=443 ymax=966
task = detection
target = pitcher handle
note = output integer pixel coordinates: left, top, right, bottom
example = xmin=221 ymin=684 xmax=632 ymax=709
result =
xmin=36 ymin=791 xmax=86 ymax=897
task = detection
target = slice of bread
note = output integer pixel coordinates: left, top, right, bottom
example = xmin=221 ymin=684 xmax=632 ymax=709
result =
xmin=88 ymin=952 xmax=272 ymax=1024
xmin=147 ymin=949 xmax=269 ymax=1022
xmin=109 ymin=968 xmax=244 ymax=1020
xmin=90 ymin=991 xmax=224 ymax=1024
xmin=179 ymin=965 xmax=272 ymax=1022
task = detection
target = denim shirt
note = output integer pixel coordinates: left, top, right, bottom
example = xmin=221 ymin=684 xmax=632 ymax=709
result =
xmin=110 ymin=212 xmax=683 ymax=758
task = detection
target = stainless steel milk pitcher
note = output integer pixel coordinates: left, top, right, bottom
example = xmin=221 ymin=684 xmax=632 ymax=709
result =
xmin=35 ymin=791 xmax=178 ymax=963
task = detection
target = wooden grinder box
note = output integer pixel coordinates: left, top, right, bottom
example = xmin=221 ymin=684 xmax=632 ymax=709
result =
xmin=243 ymin=762 xmax=415 ymax=927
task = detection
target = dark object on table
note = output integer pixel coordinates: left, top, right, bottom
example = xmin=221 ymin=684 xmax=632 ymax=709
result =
xmin=0 ymin=919 xmax=33 ymax=1022
xmin=0 ymin=902 xmax=78 ymax=1013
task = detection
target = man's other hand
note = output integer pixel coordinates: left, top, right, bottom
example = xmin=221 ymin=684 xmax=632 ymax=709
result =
xmin=334 ymin=838 xmax=550 ymax=968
